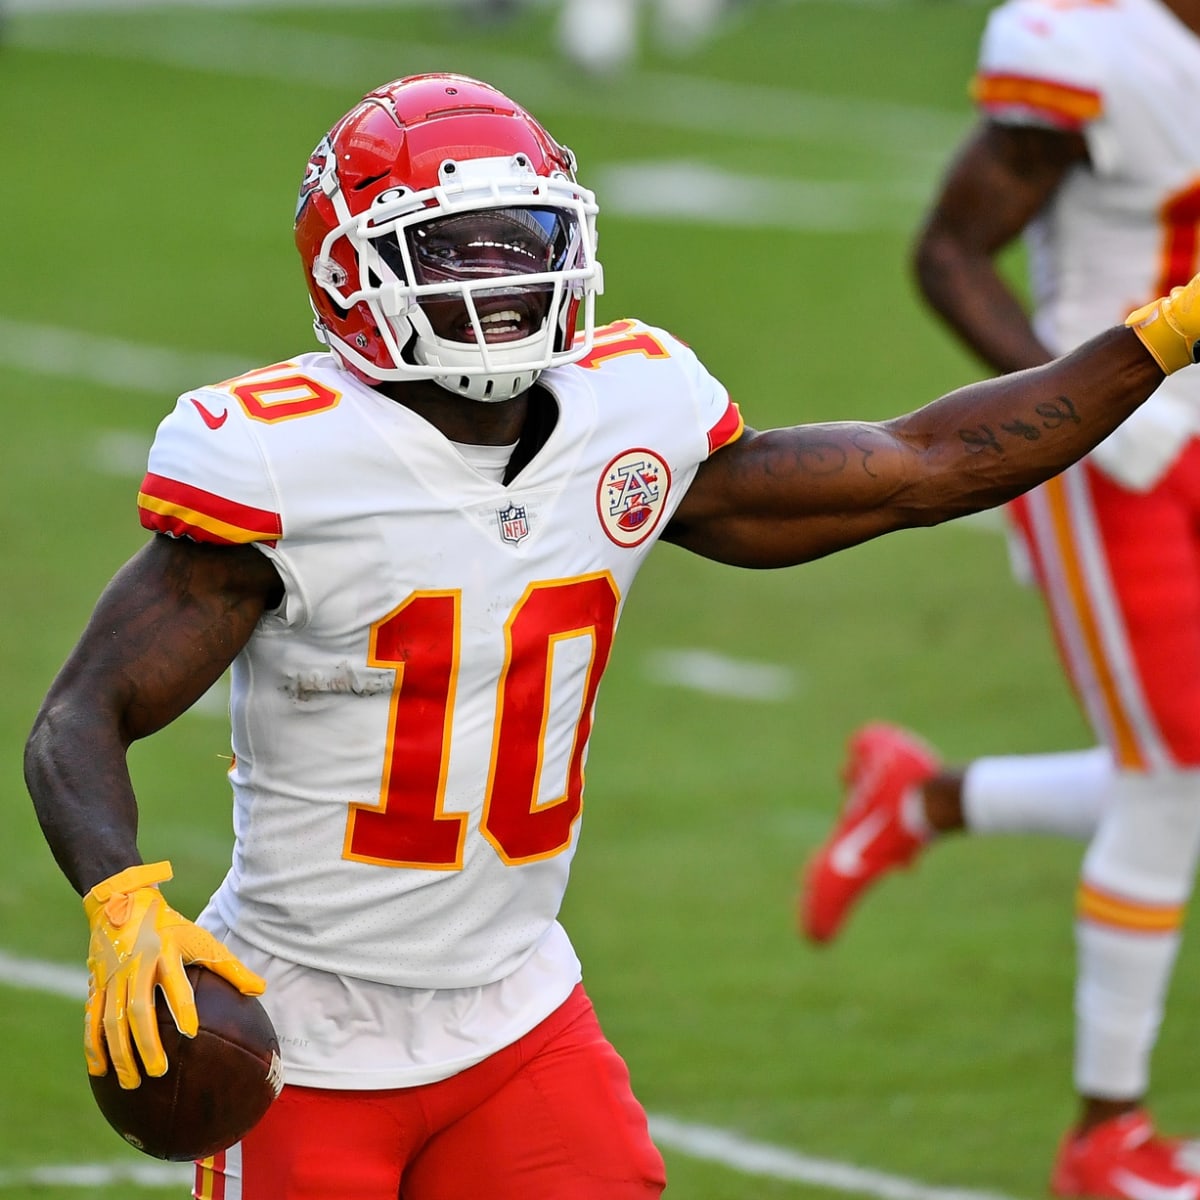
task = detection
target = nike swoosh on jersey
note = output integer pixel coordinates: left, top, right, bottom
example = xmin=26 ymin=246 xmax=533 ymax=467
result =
xmin=828 ymin=807 xmax=893 ymax=877
xmin=191 ymin=398 xmax=229 ymax=430
xmin=1110 ymin=1170 xmax=1200 ymax=1200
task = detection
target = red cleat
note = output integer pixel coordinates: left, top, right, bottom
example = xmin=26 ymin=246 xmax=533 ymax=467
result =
xmin=798 ymin=722 xmax=938 ymax=944
xmin=1051 ymin=1110 xmax=1200 ymax=1200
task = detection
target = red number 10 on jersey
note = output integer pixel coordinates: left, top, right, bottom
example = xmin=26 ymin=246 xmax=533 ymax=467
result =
xmin=344 ymin=574 xmax=620 ymax=870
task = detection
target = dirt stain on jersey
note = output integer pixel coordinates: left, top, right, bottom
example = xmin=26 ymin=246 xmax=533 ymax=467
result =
xmin=283 ymin=662 xmax=394 ymax=701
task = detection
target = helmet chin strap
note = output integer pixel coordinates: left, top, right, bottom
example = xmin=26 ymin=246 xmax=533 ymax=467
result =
xmin=429 ymin=365 xmax=542 ymax=403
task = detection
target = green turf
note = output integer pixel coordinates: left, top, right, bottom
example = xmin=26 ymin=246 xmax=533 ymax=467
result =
xmin=5 ymin=2 xmax=1198 ymax=1197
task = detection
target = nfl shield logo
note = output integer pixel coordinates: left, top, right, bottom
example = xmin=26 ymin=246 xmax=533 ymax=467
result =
xmin=497 ymin=503 xmax=530 ymax=545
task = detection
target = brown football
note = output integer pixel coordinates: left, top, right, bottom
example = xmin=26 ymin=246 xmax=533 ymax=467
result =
xmin=87 ymin=965 xmax=283 ymax=1161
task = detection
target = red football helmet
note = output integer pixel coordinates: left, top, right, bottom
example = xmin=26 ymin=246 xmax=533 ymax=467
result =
xmin=294 ymin=74 xmax=603 ymax=401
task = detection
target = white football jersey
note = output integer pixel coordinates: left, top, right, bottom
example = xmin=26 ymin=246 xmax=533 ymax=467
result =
xmin=973 ymin=0 xmax=1200 ymax=489
xmin=139 ymin=320 xmax=742 ymax=995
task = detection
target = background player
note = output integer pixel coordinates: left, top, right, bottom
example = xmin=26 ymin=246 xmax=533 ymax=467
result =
xmin=800 ymin=2 xmax=1200 ymax=1197
xmin=467 ymin=0 xmax=741 ymax=75
xmin=25 ymin=70 xmax=1200 ymax=1199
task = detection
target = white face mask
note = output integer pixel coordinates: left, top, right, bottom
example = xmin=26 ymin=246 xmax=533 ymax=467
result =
xmin=311 ymin=156 xmax=604 ymax=401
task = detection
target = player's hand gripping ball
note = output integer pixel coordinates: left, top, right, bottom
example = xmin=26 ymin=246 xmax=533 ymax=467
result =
xmin=83 ymin=862 xmax=282 ymax=1160
xmin=87 ymin=964 xmax=283 ymax=1160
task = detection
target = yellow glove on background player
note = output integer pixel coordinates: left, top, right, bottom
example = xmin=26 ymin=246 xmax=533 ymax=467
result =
xmin=84 ymin=860 xmax=265 ymax=1089
xmin=1126 ymin=275 xmax=1200 ymax=374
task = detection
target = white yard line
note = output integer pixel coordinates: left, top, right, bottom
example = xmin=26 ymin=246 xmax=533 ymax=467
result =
xmin=0 ymin=316 xmax=248 ymax=396
xmin=0 ymin=1162 xmax=192 ymax=1190
xmin=647 ymin=648 xmax=797 ymax=701
xmin=0 ymin=948 xmax=1019 ymax=1200
xmin=649 ymin=1115 xmax=1018 ymax=1200
xmin=597 ymin=161 xmax=924 ymax=231
xmin=0 ymin=950 xmax=86 ymax=1000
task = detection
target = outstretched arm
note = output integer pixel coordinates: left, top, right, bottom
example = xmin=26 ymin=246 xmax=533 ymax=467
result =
xmin=668 ymin=107 xmax=1199 ymax=569
xmin=666 ymin=322 xmax=1165 ymax=567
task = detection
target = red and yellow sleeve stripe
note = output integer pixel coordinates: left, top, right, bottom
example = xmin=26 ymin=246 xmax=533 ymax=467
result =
xmin=137 ymin=472 xmax=282 ymax=546
xmin=971 ymin=71 xmax=1103 ymax=130
xmin=707 ymin=398 xmax=744 ymax=455
xmin=1078 ymin=881 xmax=1185 ymax=935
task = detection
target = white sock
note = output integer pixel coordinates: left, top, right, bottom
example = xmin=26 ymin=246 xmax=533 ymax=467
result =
xmin=961 ymin=747 xmax=1112 ymax=838
xmin=1074 ymin=770 xmax=1200 ymax=1098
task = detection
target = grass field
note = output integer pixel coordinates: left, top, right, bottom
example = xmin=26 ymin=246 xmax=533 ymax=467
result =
xmin=5 ymin=1 xmax=1200 ymax=1197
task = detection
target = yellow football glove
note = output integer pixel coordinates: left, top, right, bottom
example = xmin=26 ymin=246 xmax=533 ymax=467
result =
xmin=83 ymin=860 xmax=265 ymax=1090
xmin=1126 ymin=276 xmax=1200 ymax=374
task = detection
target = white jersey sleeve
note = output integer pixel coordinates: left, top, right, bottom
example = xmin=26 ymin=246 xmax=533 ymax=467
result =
xmin=139 ymin=388 xmax=282 ymax=548
xmin=974 ymin=1 xmax=1115 ymax=168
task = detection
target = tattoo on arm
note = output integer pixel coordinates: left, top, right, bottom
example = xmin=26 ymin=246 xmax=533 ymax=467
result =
xmin=959 ymin=394 xmax=1081 ymax=455
xmin=960 ymin=425 xmax=1005 ymax=455
xmin=850 ymin=431 xmax=879 ymax=478
xmin=1000 ymin=417 xmax=1041 ymax=441
xmin=1036 ymin=394 xmax=1082 ymax=428
xmin=798 ymin=440 xmax=851 ymax=476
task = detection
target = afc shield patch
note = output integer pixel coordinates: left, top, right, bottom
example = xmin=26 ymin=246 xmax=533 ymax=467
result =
xmin=597 ymin=448 xmax=672 ymax=547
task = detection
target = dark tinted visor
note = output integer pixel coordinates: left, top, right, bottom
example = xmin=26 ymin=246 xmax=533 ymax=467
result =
xmin=405 ymin=207 xmax=580 ymax=285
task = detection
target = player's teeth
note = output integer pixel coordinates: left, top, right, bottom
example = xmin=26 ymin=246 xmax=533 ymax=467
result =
xmin=481 ymin=311 xmax=521 ymax=325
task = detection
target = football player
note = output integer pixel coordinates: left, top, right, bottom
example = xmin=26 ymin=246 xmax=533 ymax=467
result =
xmin=801 ymin=1 xmax=1200 ymax=1197
xmin=25 ymin=71 xmax=1200 ymax=1199
xmin=556 ymin=0 xmax=737 ymax=73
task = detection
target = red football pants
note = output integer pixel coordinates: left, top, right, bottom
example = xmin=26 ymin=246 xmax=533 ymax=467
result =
xmin=193 ymin=984 xmax=666 ymax=1200
xmin=1007 ymin=443 xmax=1200 ymax=770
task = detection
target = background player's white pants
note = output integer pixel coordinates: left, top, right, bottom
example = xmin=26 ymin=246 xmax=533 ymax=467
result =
xmin=1074 ymin=770 xmax=1200 ymax=1098
xmin=963 ymin=754 xmax=1200 ymax=1098
xmin=557 ymin=0 xmax=732 ymax=73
